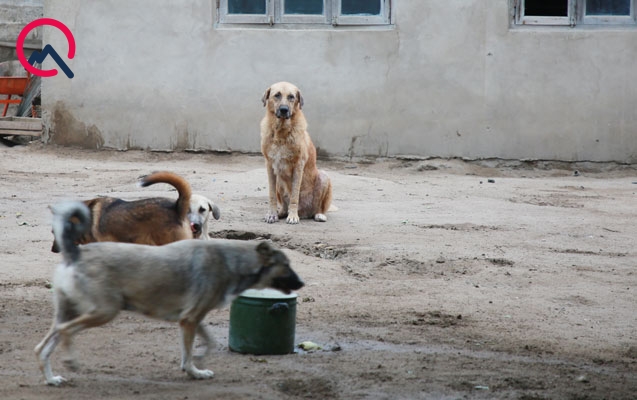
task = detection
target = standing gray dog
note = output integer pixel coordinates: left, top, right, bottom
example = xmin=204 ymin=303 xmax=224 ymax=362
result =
xmin=35 ymin=201 xmax=303 ymax=386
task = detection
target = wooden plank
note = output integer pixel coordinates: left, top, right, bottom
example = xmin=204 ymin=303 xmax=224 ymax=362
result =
xmin=0 ymin=117 xmax=42 ymax=131
xmin=0 ymin=40 xmax=41 ymax=50
xmin=0 ymin=129 xmax=41 ymax=137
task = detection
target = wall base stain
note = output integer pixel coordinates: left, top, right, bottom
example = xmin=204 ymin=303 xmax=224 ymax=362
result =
xmin=49 ymin=102 xmax=104 ymax=149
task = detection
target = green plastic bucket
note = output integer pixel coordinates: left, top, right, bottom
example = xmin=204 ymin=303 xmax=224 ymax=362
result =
xmin=229 ymin=289 xmax=298 ymax=355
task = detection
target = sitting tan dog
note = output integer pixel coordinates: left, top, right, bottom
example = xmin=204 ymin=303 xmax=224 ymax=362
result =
xmin=260 ymin=81 xmax=333 ymax=224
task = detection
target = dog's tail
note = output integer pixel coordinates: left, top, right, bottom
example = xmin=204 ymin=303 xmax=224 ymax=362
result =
xmin=50 ymin=201 xmax=91 ymax=264
xmin=138 ymin=171 xmax=192 ymax=220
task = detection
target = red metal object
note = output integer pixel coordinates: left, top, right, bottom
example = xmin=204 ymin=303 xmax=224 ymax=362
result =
xmin=0 ymin=75 xmax=30 ymax=117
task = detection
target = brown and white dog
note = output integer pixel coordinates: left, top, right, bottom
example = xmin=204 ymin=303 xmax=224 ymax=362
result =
xmin=189 ymin=194 xmax=221 ymax=239
xmin=260 ymin=81 xmax=333 ymax=224
xmin=50 ymin=171 xmax=210 ymax=250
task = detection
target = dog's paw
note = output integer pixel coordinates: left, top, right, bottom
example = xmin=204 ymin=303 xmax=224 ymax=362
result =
xmin=46 ymin=375 xmax=67 ymax=386
xmin=187 ymin=367 xmax=215 ymax=380
xmin=286 ymin=214 xmax=300 ymax=224
xmin=265 ymin=212 xmax=279 ymax=224
xmin=314 ymin=213 xmax=327 ymax=222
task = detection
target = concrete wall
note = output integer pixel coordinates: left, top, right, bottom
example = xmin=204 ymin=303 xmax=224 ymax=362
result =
xmin=0 ymin=0 xmax=42 ymax=64
xmin=42 ymin=0 xmax=637 ymax=162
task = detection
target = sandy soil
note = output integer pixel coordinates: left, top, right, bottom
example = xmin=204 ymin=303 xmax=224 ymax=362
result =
xmin=0 ymin=143 xmax=635 ymax=400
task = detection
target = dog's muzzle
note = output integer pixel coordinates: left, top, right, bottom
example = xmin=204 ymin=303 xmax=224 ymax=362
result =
xmin=190 ymin=222 xmax=202 ymax=236
xmin=272 ymin=273 xmax=304 ymax=294
xmin=276 ymin=105 xmax=291 ymax=119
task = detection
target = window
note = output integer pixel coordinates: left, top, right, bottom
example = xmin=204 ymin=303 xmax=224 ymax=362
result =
xmin=218 ymin=0 xmax=392 ymax=26
xmin=514 ymin=0 xmax=636 ymax=26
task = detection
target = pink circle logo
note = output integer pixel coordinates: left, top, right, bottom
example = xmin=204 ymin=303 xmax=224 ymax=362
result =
xmin=16 ymin=18 xmax=75 ymax=78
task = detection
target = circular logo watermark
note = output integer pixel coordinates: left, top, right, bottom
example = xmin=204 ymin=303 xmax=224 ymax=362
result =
xmin=16 ymin=18 xmax=75 ymax=79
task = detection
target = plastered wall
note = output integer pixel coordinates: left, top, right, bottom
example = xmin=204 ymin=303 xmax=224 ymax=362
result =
xmin=41 ymin=1 xmax=637 ymax=162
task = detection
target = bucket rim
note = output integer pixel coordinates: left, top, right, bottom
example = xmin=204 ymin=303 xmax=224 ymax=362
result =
xmin=239 ymin=288 xmax=299 ymax=299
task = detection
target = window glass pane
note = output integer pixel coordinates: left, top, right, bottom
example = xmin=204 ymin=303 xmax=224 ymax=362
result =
xmin=586 ymin=0 xmax=630 ymax=15
xmin=341 ymin=0 xmax=381 ymax=15
xmin=228 ymin=0 xmax=266 ymax=14
xmin=285 ymin=0 xmax=323 ymax=14
xmin=524 ymin=0 xmax=568 ymax=16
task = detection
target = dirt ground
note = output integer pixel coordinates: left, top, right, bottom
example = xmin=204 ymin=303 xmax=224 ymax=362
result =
xmin=0 ymin=143 xmax=635 ymax=400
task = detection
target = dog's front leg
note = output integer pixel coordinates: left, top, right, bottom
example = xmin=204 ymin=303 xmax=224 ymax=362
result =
xmin=286 ymin=160 xmax=306 ymax=224
xmin=265 ymin=162 xmax=279 ymax=223
xmin=179 ymin=319 xmax=214 ymax=379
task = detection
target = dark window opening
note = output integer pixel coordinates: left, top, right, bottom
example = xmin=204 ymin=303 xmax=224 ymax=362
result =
xmin=285 ymin=0 xmax=323 ymax=15
xmin=341 ymin=0 xmax=381 ymax=15
xmin=228 ymin=0 xmax=266 ymax=14
xmin=524 ymin=0 xmax=568 ymax=16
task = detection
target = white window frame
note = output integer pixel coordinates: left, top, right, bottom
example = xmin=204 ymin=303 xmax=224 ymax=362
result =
xmin=580 ymin=0 xmax=636 ymax=25
xmin=515 ymin=0 xmax=575 ymax=26
xmin=217 ymin=0 xmax=392 ymax=27
xmin=513 ymin=0 xmax=637 ymax=26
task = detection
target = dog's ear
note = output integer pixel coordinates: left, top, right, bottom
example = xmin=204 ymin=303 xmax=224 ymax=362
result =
xmin=256 ymin=241 xmax=274 ymax=264
xmin=261 ymin=87 xmax=271 ymax=107
xmin=51 ymin=239 xmax=60 ymax=253
xmin=84 ymin=198 xmax=99 ymax=209
xmin=297 ymin=90 xmax=304 ymax=110
xmin=210 ymin=202 xmax=221 ymax=220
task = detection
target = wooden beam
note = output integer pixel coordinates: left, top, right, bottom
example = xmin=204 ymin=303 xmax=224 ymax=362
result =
xmin=0 ymin=117 xmax=42 ymax=131
xmin=0 ymin=129 xmax=41 ymax=137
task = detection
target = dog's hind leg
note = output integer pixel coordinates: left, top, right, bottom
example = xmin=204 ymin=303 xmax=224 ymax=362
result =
xmin=34 ymin=326 xmax=66 ymax=386
xmin=35 ymin=293 xmax=78 ymax=384
xmin=313 ymin=171 xmax=332 ymax=222
xmin=56 ymin=293 xmax=82 ymax=371
xmin=179 ymin=319 xmax=214 ymax=379
xmin=195 ymin=322 xmax=215 ymax=359
xmin=35 ymin=310 xmax=118 ymax=385
xmin=60 ymin=333 xmax=80 ymax=371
